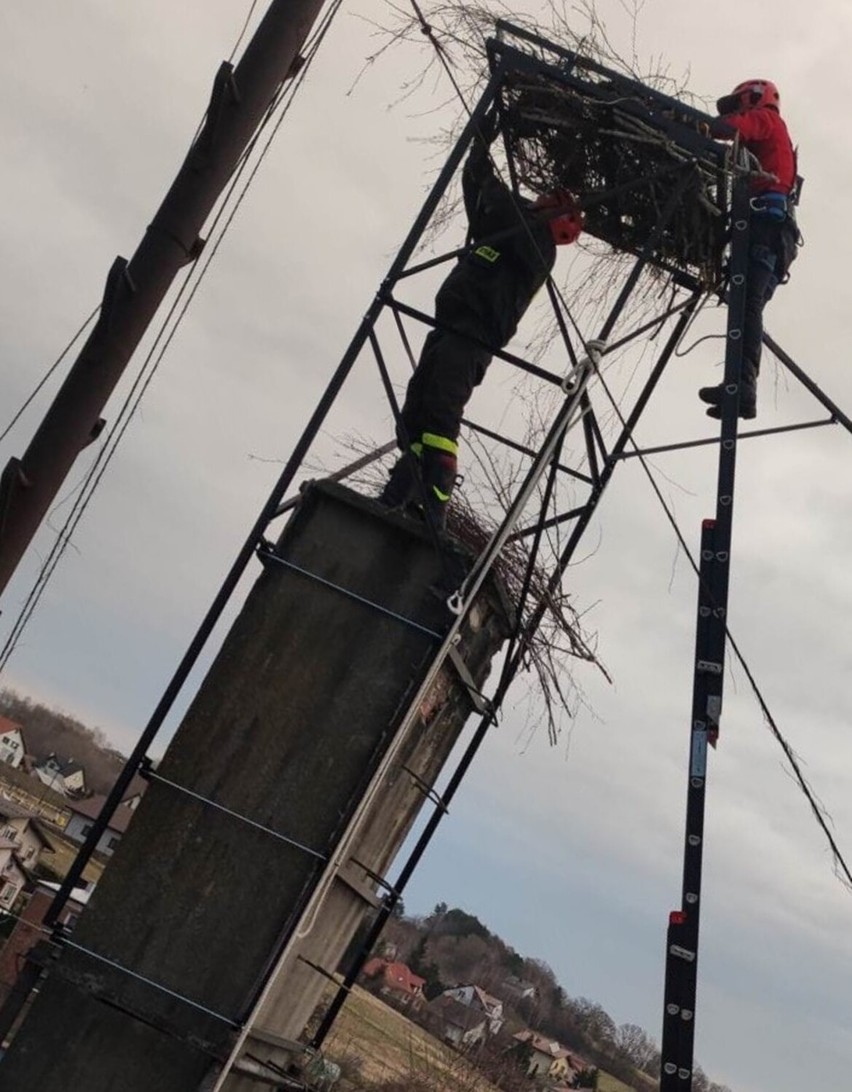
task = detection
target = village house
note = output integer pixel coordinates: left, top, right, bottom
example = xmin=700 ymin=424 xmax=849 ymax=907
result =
xmin=33 ymin=753 xmax=87 ymax=797
xmin=65 ymin=793 xmax=135 ymax=855
xmin=439 ymin=983 xmax=504 ymax=1035
xmin=0 ymin=846 xmax=28 ymax=910
xmin=0 ymin=799 xmax=54 ymax=870
xmin=361 ymin=957 xmax=425 ymax=1008
xmin=513 ymin=1030 xmax=576 ymax=1081
xmin=0 ymin=716 xmax=27 ymax=770
xmin=0 ymin=879 xmax=94 ymax=1009
xmin=429 ymin=993 xmax=489 ymax=1048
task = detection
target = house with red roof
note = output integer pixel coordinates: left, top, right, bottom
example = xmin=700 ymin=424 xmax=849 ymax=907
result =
xmin=361 ymin=957 xmax=425 ymax=1008
xmin=513 ymin=1029 xmax=578 ymax=1081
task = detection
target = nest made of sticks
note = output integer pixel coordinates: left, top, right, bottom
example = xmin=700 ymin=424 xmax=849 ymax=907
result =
xmin=319 ymin=436 xmax=608 ymax=746
xmin=500 ymin=69 xmax=728 ymax=284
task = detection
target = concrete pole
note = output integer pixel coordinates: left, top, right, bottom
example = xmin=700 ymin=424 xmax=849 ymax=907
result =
xmin=0 ymin=0 xmax=327 ymax=597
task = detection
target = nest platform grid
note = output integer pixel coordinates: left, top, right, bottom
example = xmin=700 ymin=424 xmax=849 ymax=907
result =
xmin=489 ymin=22 xmax=731 ymax=286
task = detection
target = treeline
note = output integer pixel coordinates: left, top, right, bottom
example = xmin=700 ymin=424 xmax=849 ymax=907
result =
xmin=0 ymin=688 xmax=126 ymax=796
xmin=378 ymin=904 xmax=731 ymax=1092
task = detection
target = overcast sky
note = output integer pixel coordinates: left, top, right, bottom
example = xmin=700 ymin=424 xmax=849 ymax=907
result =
xmin=2 ymin=3 xmax=851 ymax=1091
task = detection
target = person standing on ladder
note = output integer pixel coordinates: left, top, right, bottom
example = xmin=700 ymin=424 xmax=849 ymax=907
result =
xmin=699 ymin=79 xmax=800 ymax=419
xmin=379 ymin=110 xmax=584 ymax=529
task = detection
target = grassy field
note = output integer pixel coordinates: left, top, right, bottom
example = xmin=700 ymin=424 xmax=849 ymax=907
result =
xmin=323 ymin=986 xmax=503 ymax=1091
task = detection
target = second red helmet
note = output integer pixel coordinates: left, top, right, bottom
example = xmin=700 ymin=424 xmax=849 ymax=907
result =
xmin=534 ymin=191 xmax=584 ymax=246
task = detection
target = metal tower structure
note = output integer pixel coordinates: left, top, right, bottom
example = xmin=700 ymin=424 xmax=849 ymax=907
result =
xmin=2 ymin=20 xmax=850 ymax=1092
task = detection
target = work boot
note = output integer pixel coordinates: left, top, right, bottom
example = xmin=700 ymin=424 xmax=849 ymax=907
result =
xmin=700 ymin=379 xmax=757 ymax=420
xmin=698 ymin=384 xmax=723 ymax=407
xmin=378 ymin=450 xmax=420 ymax=509
xmin=417 ymin=445 xmax=458 ymax=532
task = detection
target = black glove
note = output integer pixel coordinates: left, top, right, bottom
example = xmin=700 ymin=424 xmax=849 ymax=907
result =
xmin=715 ymin=93 xmax=740 ymax=116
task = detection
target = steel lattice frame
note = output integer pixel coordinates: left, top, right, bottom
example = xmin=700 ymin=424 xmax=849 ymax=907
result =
xmin=34 ymin=23 xmax=851 ymax=1092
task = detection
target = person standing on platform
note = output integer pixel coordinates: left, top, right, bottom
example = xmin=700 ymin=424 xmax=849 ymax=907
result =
xmin=379 ymin=114 xmax=584 ymax=529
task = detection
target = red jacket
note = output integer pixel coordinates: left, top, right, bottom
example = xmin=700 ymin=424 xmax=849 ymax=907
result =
xmin=711 ymin=107 xmax=795 ymax=195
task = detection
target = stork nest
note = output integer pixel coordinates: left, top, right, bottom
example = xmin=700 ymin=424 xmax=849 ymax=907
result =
xmin=499 ymin=69 xmax=729 ymax=285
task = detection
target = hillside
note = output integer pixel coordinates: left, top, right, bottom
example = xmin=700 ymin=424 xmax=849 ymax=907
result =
xmin=324 ymin=985 xmax=504 ymax=1091
xmin=0 ymin=688 xmax=126 ymax=795
xmin=368 ymin=904 xmax=731 ymax=1092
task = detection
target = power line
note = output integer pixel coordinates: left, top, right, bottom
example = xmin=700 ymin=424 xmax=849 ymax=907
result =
xmin=593 ymin=365 xmax=852 ymax=889
xmin=0 ymin=0 xmax=343 ymax=672
xmin=0 ymin=307 xmax=99 ymax=446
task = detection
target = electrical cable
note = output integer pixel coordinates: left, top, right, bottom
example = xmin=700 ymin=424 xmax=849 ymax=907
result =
xmin=593 ymin=364 xmax=852 ymax=889
xmin=0 ymin=306 xmax=99 ymax=446
xmin=227 ymin=0 xmax=261 ymax=64
xmin=0 ymin=0 xmax=344 ymax=672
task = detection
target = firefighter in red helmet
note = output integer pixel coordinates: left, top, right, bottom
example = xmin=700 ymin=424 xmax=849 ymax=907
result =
xmin=379 ymin=110 xmax=584 ymax=530
xmin=699 ymin=79 xmax=800 ymax=419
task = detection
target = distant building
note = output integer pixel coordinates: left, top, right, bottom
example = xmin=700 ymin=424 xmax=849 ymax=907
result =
xmin=33 ymin=754 xmax=87 ymax=797
xmin=361 ymin=958 xmax=425 ymax=1007
xmin=0 ymin=846 xmax=27 ymax=909
xmin=120 ymin=773 xmax=148 ymax=811
xmin=500 ymin=973 xmax=537 ymax=1003
xmin=0 ymin=879 xmax=94 ymax=1009
xmin=0 ymin=717 xmax=26 ymax=770
xmin=429 ymin=994 xmax=488 ymax=1048
xmin=513 ymin=1030 xmax=575 ymax=1081
xmin=64 ymin=793 xmax=136 ymax=855
xmin=0 ymin=799 xmax=54 ymax=871
xmin=439 ymin=984 xmax=504 ymax=1035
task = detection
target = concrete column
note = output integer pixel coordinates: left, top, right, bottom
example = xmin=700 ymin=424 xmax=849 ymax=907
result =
xmin=0 ymin=484 xmax=510 ymax=1091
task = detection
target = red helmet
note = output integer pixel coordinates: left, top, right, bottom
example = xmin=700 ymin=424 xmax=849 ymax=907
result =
xmin=718 ymin=79 xmax=780 ymax=115
xmin=534 ymin=190 xmax=584 ymax=246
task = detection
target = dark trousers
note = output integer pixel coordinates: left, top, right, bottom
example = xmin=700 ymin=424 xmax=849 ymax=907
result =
xmin=398 ymin=306 xmax=494 ymax=449
xmin=742 ymin=214 xmax=796 ymax=383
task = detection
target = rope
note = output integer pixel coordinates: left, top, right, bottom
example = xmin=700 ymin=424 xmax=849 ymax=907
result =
xmin=593 ymin=365 xmax=852 ymax=890
xmin=0 ymin=0 xmax=344 ymax=672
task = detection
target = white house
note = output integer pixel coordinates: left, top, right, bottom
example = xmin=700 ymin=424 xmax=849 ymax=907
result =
xmin=513 ymin=1031 xmax=576 ymax=1082
xmin=439 ymin=984 xmax=504 ymax=1035
xmin=65 ymin=794 xmax=135 ymax=855
xmin=0 ymin=845 xmax=27 ymax=909
xmin=0 ymin=717 xmax=26 ymax=770
xmin=0 ymin=799 xmax=53 ymax=870
xmin=430 ymin=994 xmax=489 ymax=1047
xmin=33 ymin=754 xmax=87 ymax=797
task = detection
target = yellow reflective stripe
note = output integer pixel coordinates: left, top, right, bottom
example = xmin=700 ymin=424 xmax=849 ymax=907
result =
xmin=474 ymin=244 xmax=500 ymax=262
xmin=421 ymin=432 xmax=459 ymax=456
xmin=410 ymin=442 xmax=423 ymax=456
xmin=432 ymin=486 xmax=452 ymax=502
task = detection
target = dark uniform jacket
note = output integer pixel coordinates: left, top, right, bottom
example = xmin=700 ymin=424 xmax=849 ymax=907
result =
xmin=434 ymin=149 xmax=556 ymax=351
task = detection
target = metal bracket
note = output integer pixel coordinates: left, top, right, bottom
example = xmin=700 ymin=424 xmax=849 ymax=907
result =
xmin=401 ymin=766 xmax=449 ymax=814
xmin=335 ymin=859 xmax=382 ymax=909
xmin=447 ymin=645 xmax=493 ymax=715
